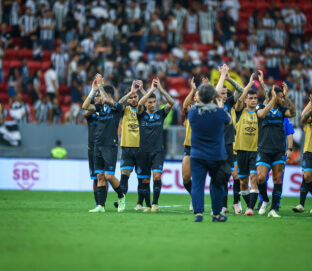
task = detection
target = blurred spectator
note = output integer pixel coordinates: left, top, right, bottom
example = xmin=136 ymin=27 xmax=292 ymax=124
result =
xmin=40 ymin=9 xmax=55 ymax=50
xmin=8 ymin=67 xmax=21 ymax=97
xmin=10 ymin=0 xmax=21 ymax=37
xmin=179 ymin=52 xmax=193 ymax=77
xmin=189 ymin=43 xmax=203 ymax=66
xmin=185 ymin=8 xmax=198 ymax=34
xmin=0 ymin=23 xmax=14 ymax=48
xmin=65 ymin=102 xmax=83 ymax=124
xmin=265 ymin=39 xmax=282 ymax=79
xmin=165 ymin=53 xmax=179 ymax=76
xmin=273 ymin=20 xmax=287 ymax=48
xmin=33 ymin=94 xmax=53 ymax=124
xmin=70 ymin=61 xmax=84 ymax=103
xmin=0 ymin=41 xmax=4 ymax=83
xmin=33 ymin=44 xmax=43 ymax=61
xmin=167 ymin=12 xmax=178 ymax=50
xmin=252 ymin=50 xmax=266 ymax=71
xmin=172 ymin=2 xmax=187 ymax=44
xmin=286 ymin=7 xmax=306 ymax=45
xmin=81 ymin=34 xmax=95 ymax=59
xmin=31 ymin=69 xmax=42 ymax=103
xmin=67 ymin=54 xmax=80 ymax=87
xmin=52 ymin=97 xmax=62 ymax=124
xmin=150 ymin=13 xmax=164 ymax=34
xmin=217 ymin=8 xmax=236 ymax=43
xmin=19 ymin=7 xmax=38 ymax=48
xmin=281 ymin=2 xmax=294 ymax=20
xmin=9 ymin=93 xmax=30 ymax=123
xmin=146 ymin=26 xmax=164 ymax=55
xmin=44 ymin=64 xmax=59 ymax=101
xmin=53 ymin=0 xmax=68 ymax=34
xmin=199 ymin=3 xmax=214 ymax=45
xmin=51 ymin=46 xmax=69 ymax=84
xmin=150 ymin=54 xmax=166 ymax=76
xmin=289 ymin=82 xmax=305 ymax=127
xmin=19 ymin=58 xmax=31 ymax=93
xmin=222 ymin=0 xmax=240 ymax=22
xmin=262 ymin=11 xmax=275 ymax=37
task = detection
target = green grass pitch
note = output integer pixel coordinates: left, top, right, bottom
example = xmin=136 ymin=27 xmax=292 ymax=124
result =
xmin=0 ymin=190 xmax=311 ymax=271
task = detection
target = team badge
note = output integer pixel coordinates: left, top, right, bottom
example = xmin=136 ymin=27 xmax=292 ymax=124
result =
xmin=131 ymin=113 xmax=136 ymax=117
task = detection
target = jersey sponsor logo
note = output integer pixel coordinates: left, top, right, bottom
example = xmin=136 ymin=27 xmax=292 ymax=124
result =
xmin=131 ymin=113 xmax=136 ymax=117
xmin=244 ymin=127 xmax=256 ymax=133
xmin=12 ymin=162 xmax=39 ymax=190
xmin=128 ymin=123 xmax=139 ymax=129
xmin=154 ymin=114 xmax=160 ymax=120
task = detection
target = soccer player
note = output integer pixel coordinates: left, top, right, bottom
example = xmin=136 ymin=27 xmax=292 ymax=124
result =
xmin=118 ymin=80 xmax=146 ymax=210
xmin=182 ymin=77 xmax=198 ymax=211
xmin=189 ymin=83 xmax=231 ymax=222
xmin=136 ymin=78 xmax=174 ymax=212
xmin=256 ymin=84 xmax=296 ymax=217
xmin=293 ymin=94 xmax=312 ymax=213
xmin=216 ymin=64 xmax=246 ymax=214
xmin=82 ymin=74 xmax=126 ymax=213
xmin=233 ymin=74 xmax=259 ymax=215
xmin=84 ymin=83 xmax=102 ymax=211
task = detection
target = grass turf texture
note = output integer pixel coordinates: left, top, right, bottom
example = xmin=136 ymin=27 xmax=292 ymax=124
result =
xmin=0 ymin=191 xmax=311 ymax=271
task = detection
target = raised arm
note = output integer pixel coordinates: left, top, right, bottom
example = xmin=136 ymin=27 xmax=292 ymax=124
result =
xmin=155 ymin=77 xmax=174 ymax=113
xmin=282 ymin=82 xmax=296 ymax=118
xmin=119 ymin=80 xmax=137 ymax=107
xmin=137 ymin=79 xmax=157 ymax=114
xmin=258 ymin=70 xmax=269 ymax=98
xmin=216 ymin=64 xmax=229 ymax=94
xmin=183 ymin=77 xmax=196 ymax=113
xmin=257 ymin=85 xmax=277 ymax=119
xmin=136 ymin=80 xmax=146 ymax=95
xmin=226 ymin=73 xmax=244 ymax=103
xmin=235 ymin=73 xmax=255 ymax=111
xmin=82 ymin=79 xmax=97 ymax=112
xmin=96 ymin=74 xmax=115 ymax=107
xmin=301 ymin=94 xmax=312 ymax=124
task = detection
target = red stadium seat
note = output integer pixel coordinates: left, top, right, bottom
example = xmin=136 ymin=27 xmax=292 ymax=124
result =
xmin=5 ymin=49 xmax=18 ymax=60
xmin=12 ymin=37 xmax=22 ymax=47
xmin=22 ymin=94 xmax=32 ymax=104
xmin=166 ymin=77 xmax=186 ymax=88
xmin=27 ymin=61 xmax=42 ymax=75
xmin=59 ymin=85 xmax=69 ymax=94
xmin=0 ymin=92 xmax=9 ymax=104
xmin=62 ymin=95 xmax=72 ymax=106
xmin=9 ymin=60 xmax=21 ymax=67
xmin=43 ymin=50 xmax=53 ymax=61
xmin=42 ymin=61 xmax=52 ymax=71
xmin=183 ymin=33 xmax=200 ymax=43
xmin=18 ymin=49 xmax=33 ymax=60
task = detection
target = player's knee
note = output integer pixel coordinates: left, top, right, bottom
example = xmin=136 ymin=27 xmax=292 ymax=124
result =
xmin=104 ymin=174 xmax=114 ymax=182
xmin=257 ymin=172 xmax=266 ymax=184
xmin=304 ymin=172 xmax=312 ymax=183
xmin=121 ymin=169 xmax=131 ymax=176
xmin=240 ymin=181 xmax=248 ymax=191
xmin=153 ymin=172 xmax=162 ymax=180
xmin=142 ymin=178 xmax=150 ymax=184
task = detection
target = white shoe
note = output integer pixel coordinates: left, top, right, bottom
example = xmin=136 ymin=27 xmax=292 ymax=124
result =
xmin=259 ymin=201 xmax=270 ymax=215
xmin=292 ymin=204 xmax=304 ymax=213
xmin=189 ymin=201 xmax=193 ymax=211
xmin=221 ymin=207 xmax=229 ymax=214
xmin=135 ymin=204 xmax=143 ymax=211
xmin=244 ymin=208 xmax=254 ymax=216
xmin=233 ymin=203 xmax=242 ymax=214
xmin=151 ymin=204 xmax=159 ymax=213
xmin=144 ymin=207 xmax=151 ymax=212
xmin=89 ymin=205 xmax=105 ymax=213
xmin=268 ymin=209 xmax=281 ymax=218
xmin=238 ymin=201 xmax=242 ymax=211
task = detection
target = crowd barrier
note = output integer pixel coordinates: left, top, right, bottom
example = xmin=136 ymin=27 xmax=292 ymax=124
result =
xmin=0 ymin=158 xmax=306 ymax=197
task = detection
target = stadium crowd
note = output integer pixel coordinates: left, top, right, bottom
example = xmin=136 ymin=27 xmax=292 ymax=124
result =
xmin=0 ymin=0 xmax=311 ymax=128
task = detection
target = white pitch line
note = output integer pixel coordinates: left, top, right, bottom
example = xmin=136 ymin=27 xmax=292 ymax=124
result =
xmin=158 ymin=205 xmax=185 ymax=208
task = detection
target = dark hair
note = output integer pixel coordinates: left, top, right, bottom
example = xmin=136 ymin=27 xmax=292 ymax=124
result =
xmin=268 ymin=86 xmax=283 ymax=99
xmin=56 ymin=140 xmax=62 ymax=146
xmin=247 ymin=90 xmax=257 ymax=97
xmin=197 ymin=84 xmax=217 ymax=103
xmin=104 ymin=85 xmax=115 ymax=98
xmin=149 ymin=93 xmax=156 ymax=99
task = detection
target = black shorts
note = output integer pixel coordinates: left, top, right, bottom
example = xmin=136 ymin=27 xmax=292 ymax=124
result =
xmin=224 ymin=143 xmax=233 ymax=174
xmin=183 ymin=145 xmax=191 ymax=157
xmin=237 ymin=150 xmax=257 ymax=178
xmin=94 ymin=145 xmax=118 ymax=175
xmin=256 ymin=151 xmax=285 ymax=169
xmin=302 ymin=152 xmax=312 ymax=172
xmin=136 ymin=149 xmax=165 ymax=179
xmin=120 ymin=147 xmax=139 ymax=172
xmin=88 ymin=147 xmax=97 ymax=180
